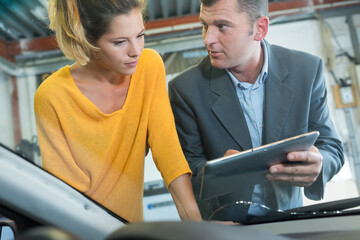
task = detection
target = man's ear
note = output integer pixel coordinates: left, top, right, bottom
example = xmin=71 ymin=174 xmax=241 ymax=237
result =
xmin=254 ymin=16 xmax=269 ymax=41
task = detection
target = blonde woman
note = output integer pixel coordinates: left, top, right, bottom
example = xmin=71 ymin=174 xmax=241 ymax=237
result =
xmin=34 ymin=0 xmax=201 ymax=223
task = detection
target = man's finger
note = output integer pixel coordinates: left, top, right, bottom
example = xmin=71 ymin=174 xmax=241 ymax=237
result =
xmin=223 ymin=149 xmax=240 ymax=157
xmin=270 ymin=163 xmax=316 ymax=175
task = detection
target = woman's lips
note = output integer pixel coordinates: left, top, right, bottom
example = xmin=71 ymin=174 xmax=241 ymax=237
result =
xmin=125 ymin=60 xmax=138 ymax=67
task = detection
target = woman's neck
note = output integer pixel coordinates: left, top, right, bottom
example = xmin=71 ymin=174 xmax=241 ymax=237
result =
xmin=71 ymin=62 xmax=130 ymax=85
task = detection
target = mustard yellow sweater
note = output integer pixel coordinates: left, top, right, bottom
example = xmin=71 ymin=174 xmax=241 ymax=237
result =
xmin=34 ymin=49 xmax=191 ymax=222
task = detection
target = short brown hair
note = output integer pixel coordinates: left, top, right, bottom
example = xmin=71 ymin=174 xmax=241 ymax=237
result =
xmin=200 ymin=0 xmax=268 ymax=25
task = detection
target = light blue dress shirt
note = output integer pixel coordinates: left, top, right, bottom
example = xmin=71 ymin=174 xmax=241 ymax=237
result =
xmin=226 ymin=40 xmax=269 ymax=215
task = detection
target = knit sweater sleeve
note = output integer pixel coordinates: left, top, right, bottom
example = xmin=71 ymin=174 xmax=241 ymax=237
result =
xmin=34 ymin=70 xmax=90 ymax=192
xmin=146 ymin=50 xmax=192 ymax=188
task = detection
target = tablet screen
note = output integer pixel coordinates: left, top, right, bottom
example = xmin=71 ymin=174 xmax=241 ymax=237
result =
xmin=200 ymin=131 xmax=320 ymax=200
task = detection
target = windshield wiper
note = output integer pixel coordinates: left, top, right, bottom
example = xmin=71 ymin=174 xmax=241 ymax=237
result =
xmin=286 ymin=197 xmax=360 ymax=213
xmin=247 ymin=197 xmax=360 ymax=224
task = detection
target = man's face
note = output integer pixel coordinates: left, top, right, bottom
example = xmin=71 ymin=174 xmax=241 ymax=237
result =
xmin=200 ymin=0 xmax=258 ymax=71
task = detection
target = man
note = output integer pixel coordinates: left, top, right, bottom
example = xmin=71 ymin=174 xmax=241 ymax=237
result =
xmin=168 ymin=0 xmax=344 ymax=221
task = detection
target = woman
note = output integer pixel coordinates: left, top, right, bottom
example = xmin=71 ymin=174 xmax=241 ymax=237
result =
xmin=34 ymin=0 xmax=202 ymax=223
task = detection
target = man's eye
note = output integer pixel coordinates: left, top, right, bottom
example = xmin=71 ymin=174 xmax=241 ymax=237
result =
xmin=218 ymin=24 xmax=228 ymax=30
xmin=201 ymin=22 xmax=208 ymax=29
xmin=137 ymin=33 xmax=145 ymax=39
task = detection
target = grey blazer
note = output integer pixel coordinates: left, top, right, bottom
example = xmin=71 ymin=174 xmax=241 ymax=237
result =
xmin=169 ymin=41 xmax=344 ymax=214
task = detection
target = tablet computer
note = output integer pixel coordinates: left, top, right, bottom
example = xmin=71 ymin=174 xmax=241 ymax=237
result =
xmin=199 ymin=131 xmax=320 ymax=200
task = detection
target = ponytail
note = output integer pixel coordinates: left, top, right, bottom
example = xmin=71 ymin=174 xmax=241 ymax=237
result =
xmin=48 ymin=0 xmax=98 ymax=66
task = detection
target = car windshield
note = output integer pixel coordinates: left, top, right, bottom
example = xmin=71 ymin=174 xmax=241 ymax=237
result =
xmin=0 ymin=0 xmax=360 ymax=226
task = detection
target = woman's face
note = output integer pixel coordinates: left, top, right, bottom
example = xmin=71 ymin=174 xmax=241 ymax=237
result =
xmin=93 ymin=8 xmax=145 ymax=76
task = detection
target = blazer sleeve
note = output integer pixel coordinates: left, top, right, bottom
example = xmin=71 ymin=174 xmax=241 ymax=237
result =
xmin=168 ymin=80 xmax=207 ymax=194
xmin=304 ymin=58 xmax=344 ymax=200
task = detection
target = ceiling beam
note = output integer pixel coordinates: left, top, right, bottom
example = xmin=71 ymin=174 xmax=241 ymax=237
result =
xmin=176 ymin=0 xmax=184 ymax=17
xmin=160 ymin=0 xmax=170 ymax=19
xmin=1 ymin=0 xmax=360 ymax=61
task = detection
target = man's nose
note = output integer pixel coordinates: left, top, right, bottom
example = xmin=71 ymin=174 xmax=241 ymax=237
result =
xmin=203 ymin=27 xmax=217 ymax=46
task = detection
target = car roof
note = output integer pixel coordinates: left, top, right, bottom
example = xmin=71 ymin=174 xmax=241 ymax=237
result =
xmin=0 ymin=144 xmax=126 ymax=239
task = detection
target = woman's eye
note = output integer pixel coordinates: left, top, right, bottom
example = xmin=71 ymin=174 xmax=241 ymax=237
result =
xmin=114 ymin=41 xmax=125 ymax=46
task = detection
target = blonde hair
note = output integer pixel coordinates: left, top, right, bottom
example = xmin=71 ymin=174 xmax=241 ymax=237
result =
xmin=48 ymin=0 xmax=147 ymax=66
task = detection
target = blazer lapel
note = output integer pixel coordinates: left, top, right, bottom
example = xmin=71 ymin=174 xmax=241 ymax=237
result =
xmin=210 ymin=67 xmax=252 ymax=151
xmin=263 ymin=42 xmax=294 ymax=144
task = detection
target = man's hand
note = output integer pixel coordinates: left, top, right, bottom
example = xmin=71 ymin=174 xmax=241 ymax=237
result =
xmin=266 ymin=146 xmax=323 ymax=187
xmin=223 ymin=149 xmax=240 ymax=157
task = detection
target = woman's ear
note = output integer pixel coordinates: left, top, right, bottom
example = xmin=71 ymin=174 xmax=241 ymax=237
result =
xmin=254 ymin=16 xmax=269 ymax=41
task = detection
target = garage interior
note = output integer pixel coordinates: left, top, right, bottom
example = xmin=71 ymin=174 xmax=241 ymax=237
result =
xmin=1 ymin=0 xmax=360 ymax=222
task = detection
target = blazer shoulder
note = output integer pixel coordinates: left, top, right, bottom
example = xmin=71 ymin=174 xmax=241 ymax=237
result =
xmin=169 ymin=56 xmax=211 ymax=89
xmin=269 ymin=43 xmax=322 ymax=66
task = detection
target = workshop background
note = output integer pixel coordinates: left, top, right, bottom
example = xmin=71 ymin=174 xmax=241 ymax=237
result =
xmin=0 ymin=0 xmax=360 ymax=221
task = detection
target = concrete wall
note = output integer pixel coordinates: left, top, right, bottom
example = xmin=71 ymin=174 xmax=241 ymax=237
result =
xmin=0 ymin=73 xmax=15 ymax=149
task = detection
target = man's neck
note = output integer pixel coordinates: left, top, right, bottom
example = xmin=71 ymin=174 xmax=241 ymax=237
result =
xmin=229 ymin=44 xmax=264 ymax=84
